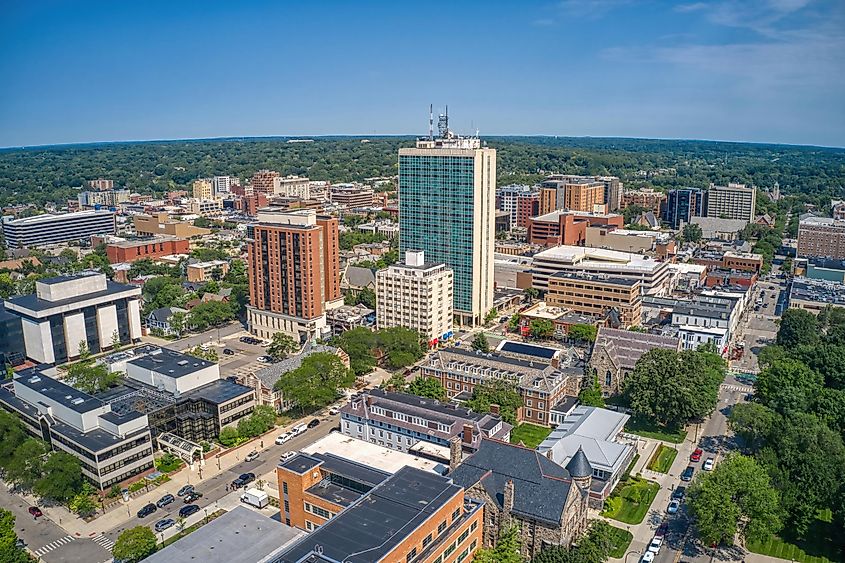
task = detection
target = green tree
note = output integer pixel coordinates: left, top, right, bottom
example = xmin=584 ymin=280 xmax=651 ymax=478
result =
xmin=218 ymin=426 xmax=240 ymax=447
xmin=524 ymin=287 xmax=539 ymax=302
xmin=471 ymin=333 xmax=490 ymax=353
xmin=465 ymin=380 xmax=523 ymax=425
xmin=382 ymin=372 xmax=408 ymax=393
xmin=776 ymin=308 xmax=819 ymax=348
xmin=112 ymin=526 xmax=158 ymax=563
xmin=34 ymin=451 xmax=82 ymax=502
xmin=274 ymin=352 xmax=355 ymax=412
xmin=377 ymin=327 xmax=424 ymax=369
xmin=474 ymin=524 xmax=522 ymax=563
xmin=507 ymin=314 xmax=521 ymax=332
xmin=681 ymin=223 xmax=703 ymax=243
xmin=754 ymin=358 xmax=823 ymax=415
xmin=169 ymin=311 xmax=186 ymax=337
xmin=407 ymin=376 xmax=446 ymax=401
xmin=567 ymin=323 xmax=597 ymax=343
xmin=532 ymin=520 xmax=615 ymax=563
xmin=346 ymin=287 xmax=376 ymax=310
xmin=727 ymin=403 xmax=779 ymax=453
xmin=688 ymin=454 xmax=782 ymax=546
xmin=64 ymin=354 xmax=120 ymax=394
xmin=237 ymin=405 xmax=277 ymax=438
xmin=0 ymin=273 xmax=15 ymax=299
xmin=267 ymin=332 xmax=299 ymax=361
xmin=332 ymin=328 xmax=377 ymax=376
xmin=188 ymin=300 xmax=235 ymax=331
xmin=5 ymin=438 xmax=46 ymax=492
xmin=624 ymin=348 xmax=723 ymax=428
xmin=0 ymin=410 xmax=28 ymax=471
xmin=529 ymin=319 xmax=554 ymax=340
xmin=0 ymin=509 xmax=30 ymax=563
xmin=485 ymin=308 xmax=498 ymax=325
xmin=578 ymin=376 xmax=605 ymax=408
xmin=187 ymin=346 xmax=218 ymax=362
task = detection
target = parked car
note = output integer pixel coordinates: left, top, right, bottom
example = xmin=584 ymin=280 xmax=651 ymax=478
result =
xmin=183 ymin=491 xmax=203 ymax=503
xmin=280 ymin=451 xmax=297 ymax=463
xmin=177 ymin=485 xmax=195 ymax=497
xmin=307 ymin=418 xmax=320 ymax=429
xmin=156 ymin=494 xmax=175 ymax=508
xmin=223 ymin=348 xmax=235 ymax=355
xmin=703 ymin=458 xmax=715 ymax=471
xmin=667 ymin=499 xmax=681 ymax=514
xmin=179 ymin=504 xmax=200 ymax=518
xmin=681 ymin=466 xmax=695 ymax=482
xmin=154 ymin=518 xmax=175 ymax=532
xmin=672 ymin=486 xmax=686 ymax=500
xmin=28 ymin=506 xmax=43 ymax=518
xmin=648 ymin=536 xmax=663 ymax=553
xmin=640 ymin=550 xmax=655 ymax=563
xmin=655 ymin=522 xmax=669 ymax=538
xmin=291 ymin=423 xmax=307 ymax=436
xmin=232 ymin=472 xmax=256 ymax=488
xmin=275 ymin=432 xmax=292 ymax=445
xmin=244 ymin=451 xmax=259 ymax=462
xmin=14 ymin=539 xmax=25 ymax=549
xmin=257 ymin=356 xmax=272 ymax=363
xmin=328 ymin=406 xmax=340 ymax=416
xmin=690 ymin=448 xmax=703 ymax=462
xmin=137 ymin=503 xmax=157 ymax=518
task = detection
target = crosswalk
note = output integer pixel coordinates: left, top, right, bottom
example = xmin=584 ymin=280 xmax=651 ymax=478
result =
xmin=92 ymin=533 xmax=116 ymax=553
xmin=721 ymin=383 xmax=754 ymax=393
xmin=32 ymin=535 xmax=75 ymax=557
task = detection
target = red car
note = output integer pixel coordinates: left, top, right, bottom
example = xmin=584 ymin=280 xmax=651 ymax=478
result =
xmin=28 ymin=506 xmax=43 ymax=518
xmin=690 ymin=448 xmax=703 ymax=462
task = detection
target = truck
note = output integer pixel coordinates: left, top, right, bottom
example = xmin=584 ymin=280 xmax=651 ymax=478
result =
xmin=240 ymin=488 xmax=270 ymax=509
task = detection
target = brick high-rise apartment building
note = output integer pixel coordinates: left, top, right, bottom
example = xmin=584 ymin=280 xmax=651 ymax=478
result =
xmin=246 ymin=209 xmax=342 ymax=341
xmin=564 ymin=179 xmax=606 ymax=213
xmin=250 ymin=169 xmax=280 ymax=194
xmin=798 ymin=216 xmax=845 ymax=260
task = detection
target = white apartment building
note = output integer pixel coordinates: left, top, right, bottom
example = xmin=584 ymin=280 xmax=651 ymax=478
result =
xmin=272 ymin=175 xmax=310 ymax=199
xmin=376 ymin=251 xmax=454 ymax=343
xmin=704 ymin=183 xmax=756 ymax=222
xmin=212 ymin=176 xmax=239 ymax=195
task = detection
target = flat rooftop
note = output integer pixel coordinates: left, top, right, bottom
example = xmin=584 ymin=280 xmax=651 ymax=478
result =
xmin=127 ymin=347 xmax=215 ymax=378
xmin=533 ymin=245 xmax=665 ymax=273
xmin=302 ymin=432 xmax=447 ymax=475
xmin=276 ymin=467 xmax=463 ymax=563
xmin=4 ymin=209 xmax=114 ymax=225
xmin=182 ymin=379 xmax=253 ymax=405
xmin=143 ymin=506 xmax=303 ymax=563
xmin=14 ymin=369 xmax=103 ymax=414
xmin=108 ymin=235 xmax=183 ymax=248
xmin=549 ymin=271 xmax=640 ymax=286
xmin=7 ymin=280 xmax=139 ymax=312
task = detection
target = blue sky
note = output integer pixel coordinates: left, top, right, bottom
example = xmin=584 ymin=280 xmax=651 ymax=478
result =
xmin=1 ymin=0 xmax=843 ymax=147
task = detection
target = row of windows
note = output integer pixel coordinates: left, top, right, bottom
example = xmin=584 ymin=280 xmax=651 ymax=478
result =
xmin=100 ymin=448 xmax=153 ymax=476
xmin=304 ymin=502 xmax=334 ymax=520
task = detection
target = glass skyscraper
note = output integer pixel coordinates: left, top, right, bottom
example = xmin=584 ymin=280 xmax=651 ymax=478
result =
xmin=399 ymin=135 xmax=496 ymax=326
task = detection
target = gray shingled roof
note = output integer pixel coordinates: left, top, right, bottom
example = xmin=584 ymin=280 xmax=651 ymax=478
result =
xmin=566 ymin=447 xmax=592 ymax=478
xmin=593 ymin=327 xmax=680 ymax=371
xmin=253 ymin=343 xmax=340 ymax=389
xmin=450 ymin=439 xmax=574 ymax=525
xmin=343 ymin=266 xmax=376 ymax=290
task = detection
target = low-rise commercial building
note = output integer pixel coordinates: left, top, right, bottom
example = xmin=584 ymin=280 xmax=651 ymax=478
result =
xmin=538 ymin=406 xmax=635 ymax=508
xmin=584 ymin=226 xmax=673 ymax=255
xmin=330 ymin=184 xmax=375 ymax=208
xmin=4 ymin=273 xmax=142 ymax=364
xmin=788 ymin=277 xmax=845 ymax=313
xmin=273 ymin=175 xmax=310 ymax=198
xmin=798 ymin=216 xmax=845 ymax=260
xmin=376 ymin=251 xmax=454 ymax=344
xmin=134 ymin=212 xmax=211 ymax=238
xmin=275 ymin=465 xmax=484 ymax=563
xmin=186 ymin=198 xmax=224 ymax=217
xmin=104 ymin=235 xmax=190 ymax=264
xmin=3 ymin=210 xmax=116 ymax=249
xmin=546 ymin=272 xmax=642 ymax=327
xmin=340 ymin=388 xmax=511 ymax=460
xmin=325 ymin=303 xmax=375 ymax=335
xmin=528 ymin=210 xmax=623 ymax=247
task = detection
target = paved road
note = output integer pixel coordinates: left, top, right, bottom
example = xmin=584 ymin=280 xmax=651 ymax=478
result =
xmin=165 ymin=322 xmax=246 ymax=352
xmin=102 ymin=413 xmax=338 ymax=545
xmin=0 ymin=483 xmax=111 ymax=563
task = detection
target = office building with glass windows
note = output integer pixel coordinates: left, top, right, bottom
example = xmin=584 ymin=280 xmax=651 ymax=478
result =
xmin=398 ymin=129 xmax=496 ymax=326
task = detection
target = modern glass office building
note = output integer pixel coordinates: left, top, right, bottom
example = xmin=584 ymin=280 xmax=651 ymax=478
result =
xmin=399 ymin=134 xmax=496 ymax=326
xmin=663 ymin=188 xmax=703 ymax=229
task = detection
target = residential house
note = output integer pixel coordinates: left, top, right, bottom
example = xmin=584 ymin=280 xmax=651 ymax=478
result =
xmin=146 ymin=307 xmax=187 ymax=336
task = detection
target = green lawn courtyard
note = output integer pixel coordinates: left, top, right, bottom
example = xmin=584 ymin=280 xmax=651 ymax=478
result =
xmin=746 ymin=509 xmax=843 ymax=563
xmin=646 ymin=444 xmax=678 ymax=473
xmin=510 ymin=423 xmax=553 ymax=449
xmin=606 ymin=525 xmax=634 ymax=558
xmin=600 ymin=476 xmax=661 ymax=525
xmin=624 ymin=417 xmax=687 ymax=444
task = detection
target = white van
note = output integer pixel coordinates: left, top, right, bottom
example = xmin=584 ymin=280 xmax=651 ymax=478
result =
xmin=291 ymin=424 xmax=307 ymax=436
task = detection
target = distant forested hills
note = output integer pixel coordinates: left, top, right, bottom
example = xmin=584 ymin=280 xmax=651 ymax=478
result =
xmin=0 ymin=136 xmax=843 ymax=207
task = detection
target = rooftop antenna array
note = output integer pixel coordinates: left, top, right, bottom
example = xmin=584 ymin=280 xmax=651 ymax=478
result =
xmin=438 ymin=105 xmax=449 ymax=138
xmin=429 ymin=104 xmax=434 ymax=141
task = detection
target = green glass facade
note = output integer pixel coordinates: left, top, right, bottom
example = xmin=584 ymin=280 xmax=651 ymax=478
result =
xmin=399 ymin=154 xmax=476 ymax=312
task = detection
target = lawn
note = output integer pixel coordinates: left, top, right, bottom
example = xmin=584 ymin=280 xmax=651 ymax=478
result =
xmin=746 ymin=509 xmax=843 ymax=563
xmin=600 ymin=476 xmax=660 ymax=525
xmin=155 ymin=453 xmax=184 ymax=473
xmin=606 ymin=525 xmax=634 ymax=558
xmin=510 ymin=423 xmax=553 ymax=449
xmin=624 ymin=417 xmax=687 ymax=444
xmin=646 ymin=444 xmax=678 ymax=473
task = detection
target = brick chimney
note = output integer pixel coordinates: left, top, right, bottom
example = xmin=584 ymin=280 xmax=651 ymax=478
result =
xmin=462 ymin=424 xmax=473 ymax=444
xmin=449 ymin=436 xmax=462 ymax=472
xmin=503 ymin=479 xmax=515 ymax=514
xmin=489 ymin=403 xmax=500 ymax=416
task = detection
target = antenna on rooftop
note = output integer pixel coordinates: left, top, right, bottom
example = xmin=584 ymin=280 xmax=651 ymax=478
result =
xmin=438 ymin=105 xmax=449 ymax=138
xmin=429 ymin=104 xmax=434 ymax=141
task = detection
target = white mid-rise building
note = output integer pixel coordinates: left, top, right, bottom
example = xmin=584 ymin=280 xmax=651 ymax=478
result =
xmin=376 ymin=251 xmax=454 ymax=343
xmin=212 ymin=175 xmax=239 ymax=195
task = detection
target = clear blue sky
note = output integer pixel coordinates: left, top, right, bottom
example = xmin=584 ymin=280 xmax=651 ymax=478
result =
xmin=1 ymin=0 xmax=843 ymax=147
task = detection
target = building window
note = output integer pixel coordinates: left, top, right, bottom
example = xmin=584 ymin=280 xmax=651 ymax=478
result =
xmin=605 ymin=371 xmax=612 ymax=386
xmin=452 ymin=508 xmax=461 ymax=522
xmin=423 ymin=533 xmax=433 ymax=548
xmin=406 ymin=547 xmax=417 ymax=562
xmin=438 ymin=520 xmax=447 ymax=534
xmin=282 ymin=482 xmax=288 ymax=494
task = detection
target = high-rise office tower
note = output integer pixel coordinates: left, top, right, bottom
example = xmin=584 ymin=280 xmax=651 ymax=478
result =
xmin=399 ymin=111 xmax=496 ymax=326
xmin=663 ymin=188 xmax=703 ymax=229
xmin=246 ymin=209 xmax=342 ymax=342
xmin=212 ymin=176 xmax=239 ymax=195
xmin=704 ymin=183 xmax=756 ymax=222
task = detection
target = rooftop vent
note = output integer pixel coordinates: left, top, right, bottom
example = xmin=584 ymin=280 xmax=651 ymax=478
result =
xmin=28 ymin=375 xmax=41 ymax=384
xmin=71 ymin=398 xmax=85 ymax=405
xmin=177 ymin=360 xmax=189 ymax=366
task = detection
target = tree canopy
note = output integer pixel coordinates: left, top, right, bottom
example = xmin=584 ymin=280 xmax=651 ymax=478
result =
xmin=267 ymin=332 xmax=299 ymax=361
xmin=274 ymin=352 xmax=354 ymax=412
xmin=112 ymin=526 xmax=158 ymax=563
xmin=465 ymin=380 xmax=522 ymax=425
xmin=407 ymin=376 xmax=446 ymax=401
